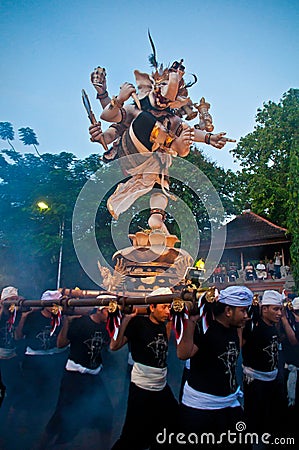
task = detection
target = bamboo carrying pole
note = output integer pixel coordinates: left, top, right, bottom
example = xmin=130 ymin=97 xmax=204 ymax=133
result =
xmin=2 ymin=288 xmax=201 ymax=310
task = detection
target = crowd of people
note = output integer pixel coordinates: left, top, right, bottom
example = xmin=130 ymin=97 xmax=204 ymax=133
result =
xmin=0 ymin=284 xmax=298 ymax=449
xmin=212 ymin=252 xmax=290 ymax=284
xmin=244 ymin=253 xmax=290 ymax=281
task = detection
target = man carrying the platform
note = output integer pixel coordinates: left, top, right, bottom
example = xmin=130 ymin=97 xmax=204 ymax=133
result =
xmin=110 ymin=287 xmax=178 ymax=450
xmin=16 ymin=290 xmax=69 ymax=410
xmin=280 ymin=296 xmax=299 ymax=430
xmin=0 ymin=287 xmax=23 ymax=409
xmin=242 ymin=290 xmax=285 ymax=439
xmin=38 ymin=305 xmax=113 ymax=449
xmin=176 ymin=285 xmax=252 ymax=448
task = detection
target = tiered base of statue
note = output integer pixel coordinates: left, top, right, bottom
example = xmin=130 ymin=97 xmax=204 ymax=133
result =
xmin=112 ymin=228 xmax=192 ymax=293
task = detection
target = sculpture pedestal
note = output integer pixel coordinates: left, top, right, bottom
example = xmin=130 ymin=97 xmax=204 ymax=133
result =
xmin=113 ymin=230 xmax=192 ymax=293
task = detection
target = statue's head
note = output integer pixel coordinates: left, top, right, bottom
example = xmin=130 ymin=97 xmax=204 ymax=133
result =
xmin=134 ymin=60 xmax=192 ymax=110
xmin=134 ymin=33 xmax=196 ymax=111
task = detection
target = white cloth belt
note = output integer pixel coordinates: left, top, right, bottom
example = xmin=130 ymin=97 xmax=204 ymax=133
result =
xmin=185 ymin=358 xmax=190 ymax=370
xmin=131 ymin=362 xmax=167 ymax=391
xmin=0 ymin=347 xmax=16 ymax=359
xmin=285 ymin=363 xmax=299 ymax=406
xmin=65 ymin=359 xmax=102 ymax=375
xmin=25 ymin=346 xmax=67 ymax=356
xmin=182 ymin=381 xmax=242 ymax=410
xmin=242 ymin=365 xmax=278 ymax=382
xmin=127 ymin=351 xmax=134 ymax=366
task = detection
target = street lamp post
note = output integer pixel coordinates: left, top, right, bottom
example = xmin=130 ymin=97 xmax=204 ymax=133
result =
xmin=56 ymin=218 xmax=65 ymax=289
xmin=37 ymin=201 xmax=64 ymax=289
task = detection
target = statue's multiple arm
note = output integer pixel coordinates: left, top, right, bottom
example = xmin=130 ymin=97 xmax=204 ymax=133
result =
xmin=89 ymin=123 xmax=118 ymax=146
xmin=91 ymin=67 xmax=111 ymax=109
xmin=193 ymin=129 xmax=236 ymax=149
xmin=100 ymin=83 xmax=138 ymax=123
xmin=88 ymin=66 xmax=236 ymax=155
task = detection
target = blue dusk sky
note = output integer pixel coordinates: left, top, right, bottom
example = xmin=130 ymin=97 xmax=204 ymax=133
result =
xmin=0 ymin=0 xmax=298 ymax=170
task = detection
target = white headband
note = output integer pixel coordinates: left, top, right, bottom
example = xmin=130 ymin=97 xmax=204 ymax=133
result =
xmin=260 ymin=290 xmax=283 ymax=306
xmin=292 ymin=297 xmax=299 ymax=310
xmin=218 ymin=286 xmax=253 ymax=307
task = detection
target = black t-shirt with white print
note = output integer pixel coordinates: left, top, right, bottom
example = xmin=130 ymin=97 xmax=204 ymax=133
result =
xmin=125 ymin=316 xmax=168 ymax=369
xmin=0 ymin=310 xmax=21 ymax=350
xmin=242 ymin=318 xmax=279 ymax=372
xmin=280 ymin=321 xmax=299 ymax=367
xmin=67 ymin=315 xmax=109 ymax=370
xmin=188 ymin=320 xmax=240 ymax=397
xmin=23 ymin=310 xmax=62 ymax=351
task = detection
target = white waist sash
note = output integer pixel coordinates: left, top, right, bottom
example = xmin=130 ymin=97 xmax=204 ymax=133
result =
xmin=243 ymin=365 xmax=278 ymax=382
xmin=285 ymin=363 xmax=299 ymax=406
xmin=65 ymin=359 xmax=102 ymax=375
xmin=131 ymin=362 xmax=167 ymax=391
xmin=25 ymin=346 xmax=67 ymax=356
xmin=182 ymin=381 xmax=242 ymax=410
xmin=185 ymin=358 xmax=190 ymax=370
xmin=127 ymin=351 xmax=134 ymax=366
xmin=0 ymin=347 xmax=16 ymax=359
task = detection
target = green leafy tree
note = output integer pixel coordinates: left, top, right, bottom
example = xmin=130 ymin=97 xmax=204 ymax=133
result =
xmin=287 ymin=136 xmax=299 ymax=289
xmin=170 ymin=147 xmax=239 ymax=240
xmin=0 ymin=144 xmax=105 ymax=295
xmin=0 ymin=121 xmax=16 ymax=151
xmin=18 ymin=127 xmax=41 ymax=157
xmin=231 ymin=88 xmax=299 ymax=286
xmin=231 ymin=89 xmax=299 ymax=227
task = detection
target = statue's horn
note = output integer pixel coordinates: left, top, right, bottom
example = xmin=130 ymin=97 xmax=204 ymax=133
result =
xmin=185 ymin=74 xmax=198 ymax=88
xmin=148 ymin=29 xmax=158 ymax=69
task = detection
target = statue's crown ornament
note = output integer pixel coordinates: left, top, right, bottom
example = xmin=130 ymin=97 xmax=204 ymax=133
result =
xmin=152 ymin=60 xmax=185 ymax=83
xmin=148 ymin=31 xmax=196 ymax=92
xmin=152 ymin=65 xmax=171 ymax=84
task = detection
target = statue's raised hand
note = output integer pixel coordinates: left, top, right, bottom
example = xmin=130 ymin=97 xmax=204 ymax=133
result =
xmin=171 ymin=125 xmax=195 ymax=157
xmin=91 ymin=66 xmax=107 ymax=95
xmin=210 ymin=132 xmax=236 ymax=149
xmin=118 ymin=82 xmax=137 ymax=104
xmin=89 ymin=122 xmax=103 ymax=143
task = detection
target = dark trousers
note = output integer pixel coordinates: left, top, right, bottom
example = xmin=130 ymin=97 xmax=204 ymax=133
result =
xmin=21 ymin=351 xmax=68 ymax=411
xmin=44 ymin=369 xmax=113 ymax=447
xmin=111 ymin=382 xmax=178 ymax=450
xmin=0 ymin=357 xmax=23 ymax=410
xmin=178 ymin=403 xmax=246 ymax=449
xmin=243 ymin=377 xmax=286 ymax=436
xmin=274 ymin=265 xmax=281 ymax=279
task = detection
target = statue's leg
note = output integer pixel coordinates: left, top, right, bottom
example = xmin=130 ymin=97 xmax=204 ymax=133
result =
xmin=148 ymin=193 xmax=169 ymax=235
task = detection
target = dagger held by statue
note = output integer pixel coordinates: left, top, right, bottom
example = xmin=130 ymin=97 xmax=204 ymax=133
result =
xmin=82 ymin=89 xmax=108 ymax=150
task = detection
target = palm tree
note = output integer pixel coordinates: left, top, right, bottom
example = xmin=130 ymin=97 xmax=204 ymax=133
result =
xmin=0 ymin=122 xmax=16 ymax=150
xmin=18 ymin=127 xmax=41 ymax=157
